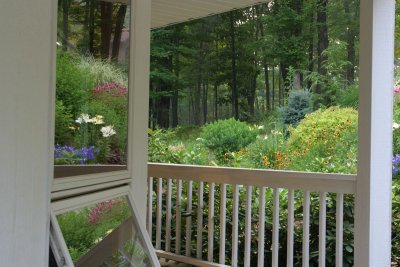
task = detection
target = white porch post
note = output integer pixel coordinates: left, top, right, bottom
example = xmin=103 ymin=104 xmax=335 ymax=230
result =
xmin=356 ymin=0 xmax=395 ymax=265
xmin=129 ymin=0 xmax=151 ymax=224
xmin=0 ymin=0 xmax=55 ymax=266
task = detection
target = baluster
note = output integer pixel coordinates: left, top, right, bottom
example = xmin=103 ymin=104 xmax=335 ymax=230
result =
xmin=197 ymin=181 xmax=204 ymax=259
xmin=336 ymin=193 xmax=344 ymax=267
xmin=186 ymin=180 xmax=193 ymax=257
xmin=208 ymin=182 xmax=215 ymax=262
xmin=319 ymin=192 xmax=327 ymax=267
xmin=176 ymin=179 xmax=182 ymax=254
xmin=303 ymin=190 xmax=310 ymax=267
xmin=232 ymin=185 xmax=239 ymax=267
xmin=258 ymin=187 xmax=266 ymax=267
xmin=147 ymin=176 xmax=153 ymax=241
xmin=272 ymin=188 xmax=280 ymax=267
xmin=165 ymin=178 xmax=172 ymax=252
xmin=244 ymin=185 xmax=252 ymax=267
xmin=287 ymin=189 xmax=294 ymax=267
xmin=156 ymin=178 xmax=163 ymax=250
xmin=219 ymin=184 xmax=227 ymax=264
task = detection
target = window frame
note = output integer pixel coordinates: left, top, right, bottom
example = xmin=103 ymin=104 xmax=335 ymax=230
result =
xmin=52 ymin=0 xmax=136 ymax=194
xmin=50 ymin=186 xmax=160 ymax=267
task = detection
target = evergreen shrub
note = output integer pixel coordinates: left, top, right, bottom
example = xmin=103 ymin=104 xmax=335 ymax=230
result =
xmin=279 ymin=89 xmax=312 ymax=126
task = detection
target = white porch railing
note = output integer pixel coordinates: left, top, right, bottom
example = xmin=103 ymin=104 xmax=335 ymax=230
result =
xmin=147 ymin=163 xmax=356 ymax=267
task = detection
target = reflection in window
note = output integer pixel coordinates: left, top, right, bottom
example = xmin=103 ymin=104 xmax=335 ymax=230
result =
xmin=56 ymin=196 xmax=153 ymax=267
xmin=55 ymin=0 xmax=130 ymax=168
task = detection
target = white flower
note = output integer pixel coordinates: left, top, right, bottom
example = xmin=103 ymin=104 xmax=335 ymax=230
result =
xmin=393 ymin=122 xmax=400 ymax=129
xmin=101 ymin=125 xmax=116 ymax=137
xmin=92 ymin=115 xmax=104 ymax=125
xmin=75 ymin=113 xmax=92 ymax=124
xmin=258 ymin=125 xmax=264 ymax=130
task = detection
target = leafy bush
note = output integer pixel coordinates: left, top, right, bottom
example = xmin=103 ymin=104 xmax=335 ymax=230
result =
xmin=245 ymin=130 xmax=287 ymax=169
xmin=286 ymin=107 xmax=358 ymax=174
xmin=56 ymin=51 xmax=93 ymax=116
xmin=337 ymin=84 xmax=359 ymax=108
xmin=200 ymin=119 xmax=257 ymax=161
xmin=279 ymin=89 xmax=312 ymax=126
xmin=55 ymin=100 xmax=74 ymax=145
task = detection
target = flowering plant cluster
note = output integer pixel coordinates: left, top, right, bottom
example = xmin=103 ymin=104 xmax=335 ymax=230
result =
xmin=393 ymin=154 xmax=400 ymax=175
xmin=92 ymin=81 xmax=128 ymax=97
xmin=54 ymin=145 xmax=100 ymax=164
xmin=88 ymin=200 xmax=114 ymax=223
xmin=74 ymin=113 xmax=116 ymax=138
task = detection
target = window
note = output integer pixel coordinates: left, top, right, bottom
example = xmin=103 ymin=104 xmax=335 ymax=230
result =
xmin=50 ymin=187 xmax=159 ymax=266
xmin=54 ymin=0 xmax=131 ymax=181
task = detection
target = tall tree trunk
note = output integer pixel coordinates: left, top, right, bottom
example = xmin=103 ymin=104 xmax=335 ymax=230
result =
xmin=62 ymin=0 xmax=69 ymax=51
xmin=171 ymin=54 xmax=179 ymax=127
xmin=203 ymin=81 xmax=208 ymax=124
xmin=112 ymin=4 xmax=127 ymax=61
xmin=264 ymin=64 xmax=270 ymax=111
xmin=272 ymin=66 xmax=275 ymax=110
xmin=344 ymin=1 xmax=356 ymax=84
xmin=307 ymin=4 xmax=315 ymax=89
xmin=214 ymin=83 xmax=218 ymax=121
xmin=100 ymin=1 xmax=113 ymax=59
xmin=229 ymin=11 xmax=239 ymax=120
xmin=88 ymin=0 xmax=96 ymax=54
xmin=316 ymin=0 xmax=329 ymax=95
xmin=278 ymin=67 xmax=283 ymax=107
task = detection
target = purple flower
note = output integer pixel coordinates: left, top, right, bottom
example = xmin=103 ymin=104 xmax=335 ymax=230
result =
xmin=393 ymin=154 xmax=400 ymax=175
xmin=54 ymin=145 xmax=100 ymax=164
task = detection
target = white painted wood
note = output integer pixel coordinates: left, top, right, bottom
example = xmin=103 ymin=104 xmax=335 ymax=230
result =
xmin=244 ymin=186 xmax=253 ymax=267
xmin=52 ymin=171 xmax=130 ymax=192
xmin=52 ymin=186 xmax=130 ymax=215
xmin=197 ymin=181 xmax=204 ymax=259
xmin=303 ymin=191 xmax=310 ymax=267
xmin=186 ymin=180 xmax=193 ymax=257
xmin=319 ymin=192 xmax=327 ymax=267
xmin=176 ymin=179 xmax=183 ymax=254
xmin=52 ymin=178 xmax=131 ymax=200
xmin=336 ymin=193 xmax=344 ymax=267
xmin=356 ymin=0 xmax=395 ymax=265
xmin=151 ymin=0 xmax=267 ymax=28
xmin=129 ymin=0 xmax=152 ymax=226
xmin=147 ymin=177 xmax=153 ymax=240
xmin=156 ymin=178 xmax=163 ymax=250
xmin=148 ymin=163 xmax=356 ymax=194
xmin=272 ymin=188 xmax=280 ymax=267
xmin=208 ymin=183 xmax=215 ymax=262
xmin=258 ymin=187 xmax=266 ymax=267
xmin=287 ymin=189 xmax=295 ymax=267
xmin=232 ymin=185 xmax=239 ymax=267
xmin=219 ymin=184 xmax=227 ymax=264
xmin=0 ymin=0 xmax=55 ymax=264
xmin=166 ymin=178 xmax=173 ymax=252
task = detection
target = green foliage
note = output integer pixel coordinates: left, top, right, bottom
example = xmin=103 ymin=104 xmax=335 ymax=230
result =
xmin=337 ymin=84 xmax=359 ymax=108
xmin=55 ymin=100 xmax=74 ymax=145
xmin=56 ymin=51 xmax=93 ymax=116
xmin=279 ymin=89 xmax=313 ymax=126
xmin=200 ymin=119 xmax=257 ymax=161
xmin=287 ymin=107 xmax=358 ymax=174
xmin=58 ymin=198 xmax=131 ymax=262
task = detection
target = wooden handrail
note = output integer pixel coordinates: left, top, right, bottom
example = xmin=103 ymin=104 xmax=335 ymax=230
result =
xmin=148 ymin=162 xmax=356 ymax=194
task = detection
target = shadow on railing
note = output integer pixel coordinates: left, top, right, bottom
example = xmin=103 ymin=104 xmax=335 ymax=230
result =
xmin=147 ymin=163 xmax=356 ymax=267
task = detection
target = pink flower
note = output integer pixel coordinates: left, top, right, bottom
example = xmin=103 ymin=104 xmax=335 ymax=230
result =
xmin=394 ymin=85 xmax=400 ymax=93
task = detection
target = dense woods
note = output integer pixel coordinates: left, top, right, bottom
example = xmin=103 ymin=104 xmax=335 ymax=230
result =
xmin=149 ymin=0 xmax=360 ymax=128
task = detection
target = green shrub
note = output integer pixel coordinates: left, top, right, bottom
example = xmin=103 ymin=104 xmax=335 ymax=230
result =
xmin=200 ymin=119 xmax=257 ymax=161
xmin=278 ymin=89 xmax=312 ymax=126
xmin=286 ymin=107 xmax=358 ymax=174
xmin=55 ymin=100 xmax=74 ymax=145
xmin=56 ymin=51 xmax=93 ymax=116
xmin=337 ymin=84 xmax=359 ymax=108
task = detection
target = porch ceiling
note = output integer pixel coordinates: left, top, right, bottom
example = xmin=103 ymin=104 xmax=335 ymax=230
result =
xmin=151 ymin=0 xmax=268 ymax=29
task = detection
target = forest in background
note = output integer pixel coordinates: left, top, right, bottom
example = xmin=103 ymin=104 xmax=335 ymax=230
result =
xmin=150 ymin=0 xmax=360 ymax=128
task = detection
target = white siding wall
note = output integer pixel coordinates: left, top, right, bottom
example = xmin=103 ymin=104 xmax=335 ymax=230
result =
xmin=0 ymin=0 xmax=55 ymax=266
xmin=356 ymin=0 xmax=395 ymax=265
